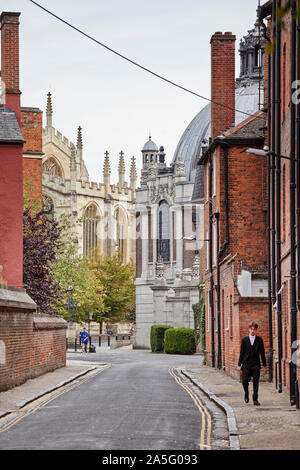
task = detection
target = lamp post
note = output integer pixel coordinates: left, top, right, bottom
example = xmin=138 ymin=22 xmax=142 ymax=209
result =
xmin=66 ymin=286 xmax=76 ymax=325
xmin=88 ymin=312 xmax=93 ymax=350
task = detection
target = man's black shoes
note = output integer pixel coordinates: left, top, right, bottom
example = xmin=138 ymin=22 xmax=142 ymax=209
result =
xmin=253 ymin=400 xmax=261 ymax=406
xmin=244 ymin=392 xmax=249 ymax=403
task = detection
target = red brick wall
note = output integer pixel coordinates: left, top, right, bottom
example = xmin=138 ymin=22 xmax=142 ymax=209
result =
xmin=211 ymin=32 xmax=236 ymax=139
xmin=21 ymin=108 xmax=42 ymax=153
xmin=0 ymin=12 xmax=21 ymax=124
xmin=0 ymin=305 xmax=67 ymax=392
xmin=203 ymin=140 xmax=269 ymax=377
xmin=0 ymin=309 xmax=33 ymax=390
xmin=31 ymin=315 xmax=67 ymax=379
xmin=21 ymin=108 xmax=43 ymax=206
xmin=267 ymin=9 xmax=300 ymax=398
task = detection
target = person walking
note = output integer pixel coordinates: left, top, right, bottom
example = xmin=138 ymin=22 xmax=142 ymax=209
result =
xmin=80 ymin=327 xmax=89 ymax=353
xmin=238 ymin=321 xmax=267 ymax=406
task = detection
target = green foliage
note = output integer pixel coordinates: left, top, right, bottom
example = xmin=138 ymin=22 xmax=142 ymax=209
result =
xmin=150 ymin=325 xmax=173 ymax=353
xmin=91 ymin=250 xmax=136 ymax=324
xmin=164 ymin=328 xmax=196 ymax=355
xmin=51 ymin=214 xmax=105 ymax=322
xmin=192 ymin=284 xmax=206 ymax=353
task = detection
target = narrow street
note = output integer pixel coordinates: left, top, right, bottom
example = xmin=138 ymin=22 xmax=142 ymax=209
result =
xmin=0 ymin=349 xmax=228 ymax=450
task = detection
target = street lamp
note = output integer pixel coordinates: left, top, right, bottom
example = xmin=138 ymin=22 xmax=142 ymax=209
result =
xmin=243 ymin=146 xmax=295 ymax=162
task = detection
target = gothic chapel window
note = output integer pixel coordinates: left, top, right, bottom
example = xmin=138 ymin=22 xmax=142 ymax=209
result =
xmin=115 ymin=208 xmax=126 ymax=263
xmin=157 ymin=200 xmax=170 ymax=262
xmin=83 ymin=204 xmax=98 ymax=257
xmin=42 ymin=157 xmax=63 ymax=180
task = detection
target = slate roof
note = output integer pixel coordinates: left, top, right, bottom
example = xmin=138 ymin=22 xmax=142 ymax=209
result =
xmin=0 ymin=106 xmax=23 ymax=143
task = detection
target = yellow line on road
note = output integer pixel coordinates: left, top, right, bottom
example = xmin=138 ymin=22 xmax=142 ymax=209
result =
xmin=169 ymin=367 xmax=212 ymax=451
xmin=0 ymin=364 xmax=111 ymax=433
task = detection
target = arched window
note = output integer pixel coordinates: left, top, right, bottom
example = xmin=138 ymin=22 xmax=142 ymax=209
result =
xmin=42 ymin=157 xmax=64 ymax=180
xmin=115 ymin=207 xmax=126 ymax=263
xmin=83 ymin=204 xmax=98 ymax=257
xmin=157 ymin=200 xmax=170 ymax=262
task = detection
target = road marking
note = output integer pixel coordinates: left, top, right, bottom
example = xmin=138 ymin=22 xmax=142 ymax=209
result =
xmin=169 ymin=367 xmax=212 ymax=451
xmin=0 ymin=364 xmax=111 ymax=433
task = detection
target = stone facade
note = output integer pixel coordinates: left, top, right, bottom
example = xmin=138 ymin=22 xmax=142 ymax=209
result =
xmin=42 ymin=93 xmax=136 ymax=263
xmin=134 ymin=139 xmax=204 ymax=349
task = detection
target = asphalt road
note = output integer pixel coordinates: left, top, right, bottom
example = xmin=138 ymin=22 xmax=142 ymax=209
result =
xmin=0 ymin=349 xmax=211 ymax=450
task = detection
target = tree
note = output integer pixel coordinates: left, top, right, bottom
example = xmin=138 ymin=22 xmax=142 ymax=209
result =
xmin=91 ymin=250 xmax=136 ymax=325
xmin=23 ymin=206 xmax=62 ymax=314
xmin=51 ymin=215 xmax=105 ymax=323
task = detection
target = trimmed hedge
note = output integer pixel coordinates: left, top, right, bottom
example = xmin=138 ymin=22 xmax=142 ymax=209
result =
xmin=164 ymin=328 xmax=196 ymax=355
xmin=150 ymin=325 xmax=173 ymax=352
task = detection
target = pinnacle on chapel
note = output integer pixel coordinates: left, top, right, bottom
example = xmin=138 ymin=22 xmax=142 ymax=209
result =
xmin=46 ymin=91 xmax=52 ymax=128
xmin=103 ymin=150 xmax=111 ymax=186
xmin=130 ymin=156 xmax=137 ymax=190
xmin=118 ymin=150 xmax=126 ymax=187
xmin=77 ymin=126 xmax=83 ymax=150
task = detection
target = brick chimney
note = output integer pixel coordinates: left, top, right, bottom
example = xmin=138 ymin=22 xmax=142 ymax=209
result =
xmin=0 ymin=12 xmax=21 ymax=124
xmin=211 ymin=32 xmax=236 ymax=139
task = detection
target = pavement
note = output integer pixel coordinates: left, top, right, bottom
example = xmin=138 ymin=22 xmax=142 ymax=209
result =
xmin=0 ymin=346 xmax=299 ymax=450
xmin=184 ymin=364 xmax=300 ymax=450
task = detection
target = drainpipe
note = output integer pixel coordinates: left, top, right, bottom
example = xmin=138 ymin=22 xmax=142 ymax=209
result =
xmin=271 ymin=1 xmax=277 ymax=306
xmin=275 ymin=0 xmax=283 ymax=393
xmin=215 ymin=211 xmax=222 ymax=370
xmin=266 ymin=29 xmax=274 ymax=383
xmin=296 ymin=3 xmax=300 ymax=311
xmin=217 ymin=142 xmax=230 ymax=257
xmin=209 ymin=149 xmax=215 ymax=368
xmin=290 ymin=0 xmax=297 ymax=406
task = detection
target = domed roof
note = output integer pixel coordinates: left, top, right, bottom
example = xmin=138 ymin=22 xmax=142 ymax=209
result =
xmin=172 ymin=79 xmax=263 ymax=182
xmin=142 ymin=136 xmax=158 ymax=152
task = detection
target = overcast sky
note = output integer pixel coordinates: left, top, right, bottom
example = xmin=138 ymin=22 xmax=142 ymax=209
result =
xmin=2 ymin=0 xmax=259 ymax=183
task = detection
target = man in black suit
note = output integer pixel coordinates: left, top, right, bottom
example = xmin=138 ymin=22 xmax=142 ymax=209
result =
xmin=238 ymin=321 xmax=267 ymax=406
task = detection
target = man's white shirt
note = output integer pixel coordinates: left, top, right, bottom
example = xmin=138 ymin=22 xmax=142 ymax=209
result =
xmin=249 ymin=334 xmax=256 ymax=346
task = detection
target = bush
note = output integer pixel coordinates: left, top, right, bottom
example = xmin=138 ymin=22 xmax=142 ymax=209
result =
xmin=164 ymin=328 xmax=196 ymax=355
xmin=150 ymin=325 xmax=173 ymax=353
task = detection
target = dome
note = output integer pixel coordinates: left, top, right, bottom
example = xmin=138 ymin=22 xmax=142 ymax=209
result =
xmin=172 ymin=79 xmax=263 ymax=182
xmin=142 ymin=137 xmax=158 ymax=152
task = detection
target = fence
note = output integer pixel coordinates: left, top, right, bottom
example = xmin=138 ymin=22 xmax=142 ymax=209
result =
xmin=66 ymin=334 xmax=132 ymax=352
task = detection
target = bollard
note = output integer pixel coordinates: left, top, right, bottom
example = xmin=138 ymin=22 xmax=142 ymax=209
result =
xmin=66 ymin=338 xmax=68 ymax=351
xmin=75 ymin=338 xmax=77 ymax=352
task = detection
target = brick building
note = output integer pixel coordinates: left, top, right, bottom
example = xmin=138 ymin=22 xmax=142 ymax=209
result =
xmin=21 ymin=106 xmax=43 ymax=205
xmin=199 ymin=30 xmax=269 ymax=379
xmin=0 ymin=11 xmax=67 ymax=392
xmin=195 ymin=0 xmax=300 ymax=407
xmin=258 ymin=0 xmax=300 ymax=405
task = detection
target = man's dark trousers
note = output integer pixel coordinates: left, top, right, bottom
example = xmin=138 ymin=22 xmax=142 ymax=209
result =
xmin=242 ymin=363 xmax=260 ymax=401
